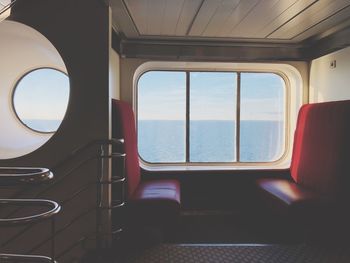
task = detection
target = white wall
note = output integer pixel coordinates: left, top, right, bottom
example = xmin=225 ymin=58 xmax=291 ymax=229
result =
xmin=0 ymin=21 xmax=68 ymax=159
xmin=310 ymin=46 xmax=350 ymax=103
xmin=109 ymin=49 xmax=120 ymax=100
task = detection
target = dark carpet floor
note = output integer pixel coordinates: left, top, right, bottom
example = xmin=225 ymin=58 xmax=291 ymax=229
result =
xmin=83 ymin=211 xmax=348 ymax=263
xmin=124 ymin=243 xmax=350 ymax=263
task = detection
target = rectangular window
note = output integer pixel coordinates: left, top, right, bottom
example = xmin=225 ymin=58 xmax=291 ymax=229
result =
xmin=190 ymin=72 xmax=237 ymax=162
xmin=240 ymin=73 xmax=285 ymax=162
xmin=137 ymin=70 xmax=286 ymax=164
xmin=138 ymin=71 xmax=186 ymax=163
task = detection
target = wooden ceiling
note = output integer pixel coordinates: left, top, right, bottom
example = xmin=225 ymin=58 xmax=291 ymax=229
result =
xmin=0 ymin=0 xmax=11 ymax=17
xmin=110 ymin=0 xmax=350 ymax=44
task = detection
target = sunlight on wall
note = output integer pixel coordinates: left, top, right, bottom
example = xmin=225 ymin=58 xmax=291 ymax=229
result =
xmin=0 ymin=21 xmax=68 ymax=159
xmin=310 ymin=46 xmax=350 ymax=103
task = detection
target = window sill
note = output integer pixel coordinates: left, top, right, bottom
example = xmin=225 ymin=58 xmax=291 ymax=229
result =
xmin=140 ymin=161 xmax=290 ymax=172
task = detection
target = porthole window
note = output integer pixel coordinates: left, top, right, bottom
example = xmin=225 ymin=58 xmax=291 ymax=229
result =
xmin=12 ymin=68 xmax=70 ymax=133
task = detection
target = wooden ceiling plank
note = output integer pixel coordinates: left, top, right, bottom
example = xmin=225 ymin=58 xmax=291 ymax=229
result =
xmin=202 ymin=0 xmax=241 ymax=37
xmin=269 ymin=0 xmax=350 ymax=39
xmin=112 ymin=0 xmax=350 ymax=47
xmin=257 ymin=0 xmax=318 ymax=38
xmin=110 ymin=0 xmax=139 ymax=38
xmin=230 ymin=0 xmax=284 ymax=37
xmin=232 ymin=0 xmax=304 ymax=38
xmin=295 ymin=5 xmax=350 ymax=41
xmin=124 ymin=0 xmax=148 ymax=34
xmin=218 ymin=0 xmax=260 ymax=37
xmin=161 ymin=0 xmax=185 ymax=35
xmin=146 ymin=0 xmax=167 ymax=35
xmin=188 ymin=0 xmax=223 ymax=36
xmin=175 ymin=0 xmax=203 ymax=36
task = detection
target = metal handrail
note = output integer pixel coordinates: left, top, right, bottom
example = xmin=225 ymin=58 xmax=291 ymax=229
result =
xmin=1 ymin=184 xmax=92 ymax=248
xmin=0 ymin=167 xmax=53 ymax=186
xmin=0 ymin=168 xmax=59 ymax=263
xmin=52 ymin=138 xmax=124 ymax=172
xmin=28 ymin=207 xmax=96 ymax=255
xmin=0 ymin=199 xmax=60 ymax=226
xmin=8 ymin=139 xmax=123 ymax=201
xmin=4 ymin=139 xmax=124 ymax=223
xmin=0 ymin=253 xmax=56 ymax=263
xmin=100 ymin=176 xmax=126 ymax=184
xmin=2 ymin=157 xmax=96 ymax=225
xmin=0 ymin=0 xmax=16 ymax=16
xmin=0 ymin=139 xmax=125 ymax=260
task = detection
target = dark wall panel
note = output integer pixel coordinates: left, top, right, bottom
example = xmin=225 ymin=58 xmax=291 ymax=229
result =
xmin=0 ymin=0 xmax=110 ymax=261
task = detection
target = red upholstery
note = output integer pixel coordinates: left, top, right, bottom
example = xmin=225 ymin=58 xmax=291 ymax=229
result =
xmin=112 ymin=99 xmax=181 ymax=226
xmin=129 ymin=179 xmax=181 ymax=224
xmin=258 ymin=179 xmax=321 ymax=207
xmin=131 ymin=179 xmax=181 ymax=205
xmin=290 ymin=100 xmax=350 ymax=196
xmin=112 ymin=99 xmax=141 ymax=198
xmin=257 ymin=100 xmax=350 ymax=219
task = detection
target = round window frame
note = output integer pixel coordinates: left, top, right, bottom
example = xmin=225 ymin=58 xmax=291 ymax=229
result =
xmin=11 ymin=67 xmax=70 ymax=134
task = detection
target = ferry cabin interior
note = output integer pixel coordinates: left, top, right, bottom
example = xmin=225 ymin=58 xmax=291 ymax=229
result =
xmin=1 ymin=0 xmax=350 ymax=262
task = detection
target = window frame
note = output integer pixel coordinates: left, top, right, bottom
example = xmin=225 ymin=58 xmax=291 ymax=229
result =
xmin=134 ymin=62 xmax=301 ymax=170
xmin=11 ymin=67 xmax=70 ymax=134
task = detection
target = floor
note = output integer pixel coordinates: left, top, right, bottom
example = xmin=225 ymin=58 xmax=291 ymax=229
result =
xmin=169 ymin=210 xmax=297 ymax=244
xmin=82 ymin=210 xmax=348 ymax=263
xmin=125 ymin=243 xmax=350 ymax=263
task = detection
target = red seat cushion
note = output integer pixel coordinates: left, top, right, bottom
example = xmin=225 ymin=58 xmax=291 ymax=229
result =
xmin=256 ymin=100 xmax=350 ymax=225
xmin=257 ymin=178 xmax=328 ymax=215
xmin=257 ymin=179 xmax=320 ymax=206
xmin=128 ymin=179 xmax=181 ymax=225
xmin=256 ymin=178 xmax=339 ymax=236
xmin=112 ymin=99 xmax=181 ymax=226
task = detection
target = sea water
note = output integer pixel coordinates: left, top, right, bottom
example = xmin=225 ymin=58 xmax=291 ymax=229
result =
xmin=138 ymin=120 xmax=284 ymax=163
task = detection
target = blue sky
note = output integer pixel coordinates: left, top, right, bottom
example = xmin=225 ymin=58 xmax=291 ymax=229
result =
xmin=13 ymin=68 xmax=69 ymax=121
xmin=138 ymin=71 xmax=285 ymax=121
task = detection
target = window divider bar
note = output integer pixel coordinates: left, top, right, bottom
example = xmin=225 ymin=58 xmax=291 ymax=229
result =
xmin=236 ymin=72 xmax=241 ymax=162
xmin=186 ymin=71 xmax=190 ymax=163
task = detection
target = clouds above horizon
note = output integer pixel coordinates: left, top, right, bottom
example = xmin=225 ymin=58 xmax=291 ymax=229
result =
xmin=138 ymin=71 xmax=285 ymax=121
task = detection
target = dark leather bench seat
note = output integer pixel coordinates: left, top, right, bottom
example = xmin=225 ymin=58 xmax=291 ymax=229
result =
xmin=112 ymin=99 xmax=181 ymax=227
xmin=129 ymin=179 xmax=181 ymax=225
xmin=257 ymin=100 xmax=350 ymax=228
xmin=257 ymin=178 xmax=332 ymax=219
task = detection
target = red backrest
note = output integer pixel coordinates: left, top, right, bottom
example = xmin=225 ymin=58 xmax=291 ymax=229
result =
xmin=112 ymin=99 xmax=141 ymax=198
xmin=290 ymin=100 xmax=350 ymax=196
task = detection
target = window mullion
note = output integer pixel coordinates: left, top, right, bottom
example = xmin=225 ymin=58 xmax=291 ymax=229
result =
xmin=186 ymin=71 xmax=190 ymax=163
xmin=236 ymin=72 xmax=241 ymax=162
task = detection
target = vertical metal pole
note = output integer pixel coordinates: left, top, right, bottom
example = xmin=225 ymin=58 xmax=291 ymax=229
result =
xmin=51 ymin=217 xmax=55 ymax=263
xmin=96 ymin=144 xmax=104 ymax=249
xmin=186 ymin=72 xmax=190 ymax=162
xmin=236 ymin=73 xmax=241 ymax=162
xmin=121 ymin=155 xmax=125 ymax=203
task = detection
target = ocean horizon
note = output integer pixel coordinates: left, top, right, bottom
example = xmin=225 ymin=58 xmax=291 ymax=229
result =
xmin=23 ymin=119 xmax=61 ymax=132
xmin=138 ymin=120 xmax=284 ymax=163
